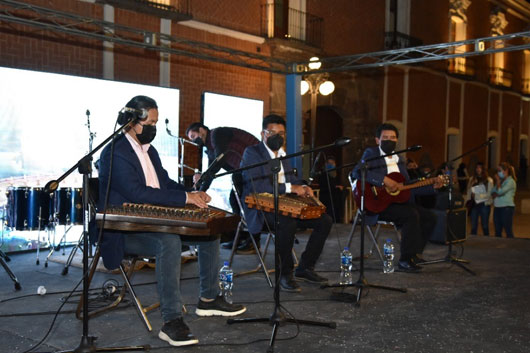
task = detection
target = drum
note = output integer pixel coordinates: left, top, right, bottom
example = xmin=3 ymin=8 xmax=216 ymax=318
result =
xmin=54 ymin=187 xmax=83 ymax=225
xmin=5 ymin=187 xmax=30 ymax=230
xmin=27 ymin=187 xmax=53 ymax=230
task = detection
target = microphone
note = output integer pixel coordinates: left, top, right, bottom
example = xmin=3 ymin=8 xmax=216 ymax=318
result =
xmin=194 ymin=153 xmax=226 ymax=190
xmin=334 ymin=137 xmax=351 ymax=147
xmin=165 ymin=118 xmax=174 ymax=136
xmin=406 ymin=144 xmax=422 ymax=152
xmin=86 ymin=109 xmax=90 ymax=116
xmin=486 ymin=136 xmax=495 ymax=145
xmin=120 ymin=107 xmax=148 ymax=120
xmin=309 ymin=151 xmax=323 ymax=182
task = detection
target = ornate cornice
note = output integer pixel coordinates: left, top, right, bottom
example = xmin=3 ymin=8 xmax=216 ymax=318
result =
xmin=450 ymin=0 xmax=472 ymax=22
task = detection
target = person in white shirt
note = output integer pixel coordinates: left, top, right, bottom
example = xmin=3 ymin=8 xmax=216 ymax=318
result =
xmin=466 ymin=162 xmax=493 ymax=236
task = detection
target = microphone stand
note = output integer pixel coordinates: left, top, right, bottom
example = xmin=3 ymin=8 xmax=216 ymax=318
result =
xmin=45 ymin=117 xmax=147 ymax=352
xmin=321 ymin=148 xmax=410 ymax=306
xmin=165 ymin=119 xmax=199 ymax=184
xmin=420 ymin=140 xmax=493 ymax=276
xmin=217 ymin=140 xmax=347 ymax=353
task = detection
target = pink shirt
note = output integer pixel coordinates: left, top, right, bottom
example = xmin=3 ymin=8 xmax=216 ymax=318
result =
xmin=125 ymin=133 xmax=160 ymax=189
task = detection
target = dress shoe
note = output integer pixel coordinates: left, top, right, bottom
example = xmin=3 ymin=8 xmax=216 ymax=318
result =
xmin=412 ymin=254 xmax=426 ymax=264
xmin=279 ymin=275 xmax=301 ymax=293
xmin=236 ymin=238 xmax=260 ymax=255
xmin=294 ymin=268 xmax=328 ymax=284
xmin=398 ymin=260 xmax=422 ymax=273
xmin=221 ymin=240 xmax=235 ymax=250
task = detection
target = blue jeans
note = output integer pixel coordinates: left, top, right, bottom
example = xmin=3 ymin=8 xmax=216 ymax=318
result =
xmin=470 ymin=203 xmax=490 ymax=235
xmin=493 ymin=206 xmax=515 ymax=238
xmin=123 ymin=233 xmax=220 ymax=322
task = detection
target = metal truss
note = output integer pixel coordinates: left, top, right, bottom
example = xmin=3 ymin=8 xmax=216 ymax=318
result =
xmin=0 ymin=0 xmax=291 ymax=74
xmin=296 ymin=31 xmax=530 ymax=74
xmin=2 ymin=0 xmax=530 ymax=75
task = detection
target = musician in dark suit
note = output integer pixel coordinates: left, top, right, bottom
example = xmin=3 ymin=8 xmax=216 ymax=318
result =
xmin=240 ymin=114 xmax=332 ymax=292
xmin=96 ymin=96 xmax=245 ymax=347
xmin=351 ymin=123 xmax=443 ymax=272
xmin=186 ymin=122 xmax=259 ymax=253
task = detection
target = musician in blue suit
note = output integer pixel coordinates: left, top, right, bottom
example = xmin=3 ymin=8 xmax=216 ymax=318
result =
xmin=240 ymin=114 xmax=332 ymax=292
xmin=351 ymin=123 xmax=443 ymax=272
xmin=96 ymin=95 xmax=245 ymax=347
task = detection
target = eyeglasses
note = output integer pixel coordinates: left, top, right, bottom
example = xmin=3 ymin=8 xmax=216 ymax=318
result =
xmin=263 ymin=130 xmax=286 ymax=137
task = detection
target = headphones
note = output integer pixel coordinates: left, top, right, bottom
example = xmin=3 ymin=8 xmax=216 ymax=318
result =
xmin=117 ymin=107 xmax=149 ymax=125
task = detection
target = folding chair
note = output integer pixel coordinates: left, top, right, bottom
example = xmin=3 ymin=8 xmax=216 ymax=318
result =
xmin=346 ymin=176 xmax=401 ymax=266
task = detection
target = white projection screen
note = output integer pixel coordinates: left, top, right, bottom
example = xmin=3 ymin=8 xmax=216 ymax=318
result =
xmin=0 ymin=66 xmax=180 ymax=252
xmin=201 ymin=92 xmax=263 ymax=211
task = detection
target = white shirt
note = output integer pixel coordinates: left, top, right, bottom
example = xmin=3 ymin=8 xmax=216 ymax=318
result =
xmin=263 ymin=142 xmax=292 ymax=193
xmin=379 ymin=145 xmax=400 ymax=174
xmin=125 ymin=133 xmax=160 ymax=189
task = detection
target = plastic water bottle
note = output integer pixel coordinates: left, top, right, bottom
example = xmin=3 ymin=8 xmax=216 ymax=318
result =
xmin=383 ymin=239 xmax=395 ymax=274
xmin=219 ymin=261 xmax=233 ymax=304
xmin=339 ymin=247 xmax=353 ymax=285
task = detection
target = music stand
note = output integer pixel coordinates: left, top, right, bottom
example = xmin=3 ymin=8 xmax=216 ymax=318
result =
xmin=321 ymin=150 xmax=408 ymax=306
xmin=420 ymin=138 xmax=494 ymax=276
xmin=218 ymin=140 xmax=349 ymax=352
xmin=44 ymin=116 xmax=148 ymax=352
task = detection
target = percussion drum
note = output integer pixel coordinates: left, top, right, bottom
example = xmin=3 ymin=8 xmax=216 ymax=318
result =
xmin=27 ymin=187 xmax=53 ymax=230
xmin=5 ymin=187 xmax=29 ymax=230
xmin=54 ymin=187 xmax=83 ymax=225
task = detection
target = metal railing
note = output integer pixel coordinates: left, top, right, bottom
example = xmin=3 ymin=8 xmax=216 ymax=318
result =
xmin=261 ymin=3 xmax=323 ymax=48
xmin=447 ymin=56 xmax=475 ymax=76
xmin=489 ymin=67 xmax=513 ymax=87
xmin=384 ymin=31 xmax=422 ymax=49
xmin=521 ymin=78 xmax=530 ymax=94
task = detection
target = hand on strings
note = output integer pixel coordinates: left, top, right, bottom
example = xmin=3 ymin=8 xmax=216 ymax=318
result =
xmin=383 ymin=176 xmax=401 ymax=193
xmin=433 ymin=175 xmax=446 ymax=189
xmin=292 ymin=185 xmax=314 ymax=197
xmin=186 ymin=191 xmax=211 ymax=208
xmin=193 ymin=173 xmax=202 ymax=183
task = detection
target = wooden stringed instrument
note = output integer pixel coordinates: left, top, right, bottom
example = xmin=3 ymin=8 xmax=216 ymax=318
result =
xmin=353 ymin=172 xmax=448 ymax=213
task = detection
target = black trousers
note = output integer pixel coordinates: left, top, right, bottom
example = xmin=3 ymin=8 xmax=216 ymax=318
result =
xmin=378 ymin=203 xmax=436 ymax=261
xmin=264 ymin=212 xmax=332 ymax=276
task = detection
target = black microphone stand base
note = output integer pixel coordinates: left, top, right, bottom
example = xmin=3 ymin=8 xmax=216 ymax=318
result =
xmin=421 ymin=242 xmax=476 ymax=276
xmin=322 ymin=276 xmax=407 ymax=307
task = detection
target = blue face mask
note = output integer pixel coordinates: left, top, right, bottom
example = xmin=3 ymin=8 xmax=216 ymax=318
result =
xmin=498 ymin=171 xmax=504 ymax=179
xmin=326 ymin=163 xmax=335 ymax=170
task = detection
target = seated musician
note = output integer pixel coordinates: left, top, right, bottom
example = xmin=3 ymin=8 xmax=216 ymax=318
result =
xmin=240 ymin=114 xmax=332 ymax=292
xmin=351 ymin=123 xmax=444 ymax=272
xmin=96 ymin=95 xmax=245 ymax=347
xmin=185 ymin=122 xmax=259 ymax=253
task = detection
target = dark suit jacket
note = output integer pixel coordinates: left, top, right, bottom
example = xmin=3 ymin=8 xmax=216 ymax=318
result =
xmin=240 ymin=142 xmax=303 ymax=234
xmin=96 ymin=134 xmax=188 ymax=269
xmin=351 ymin=146 xmax=434 ymax=223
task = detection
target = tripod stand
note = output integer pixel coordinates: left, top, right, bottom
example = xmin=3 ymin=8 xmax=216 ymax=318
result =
xmin=1 ymin=249 xmax=21 ymax=290
xmin=420 ymin=138 xmax=495 ymax=277
xmin=46 ymin=115 xmax=147 ymax=352
xmin=321 ymin=154 xmax=407 ymax=306
xmin=219 ymin=139 xmax=352 ymax=351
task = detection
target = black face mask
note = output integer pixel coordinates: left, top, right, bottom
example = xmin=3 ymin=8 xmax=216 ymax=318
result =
xmin=137 ymin=124 xmax=157 ymax=145
xmin=192 ymin=137 xmax=204 ymax=148
xmin=266 ymin=134 xmax=284 ymax=152
xmin=380 ymin=139 xmax=396 ymax=154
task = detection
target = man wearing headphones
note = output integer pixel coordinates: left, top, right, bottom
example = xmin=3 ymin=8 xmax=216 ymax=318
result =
xmin=96 ymin=96 xmax=246 ymax=347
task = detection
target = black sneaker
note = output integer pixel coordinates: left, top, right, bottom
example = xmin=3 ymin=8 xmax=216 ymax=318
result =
xmin=294 ymin=268 xmax=328 ymax=284
xmin=195 ymin=296 xmax=247 ymax=317
xmin=158 ymin=317 xmax=198 ymax=347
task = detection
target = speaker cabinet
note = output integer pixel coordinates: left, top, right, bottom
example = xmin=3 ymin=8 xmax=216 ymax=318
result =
xmin=429 ymin=208 xmax=467 ymax=244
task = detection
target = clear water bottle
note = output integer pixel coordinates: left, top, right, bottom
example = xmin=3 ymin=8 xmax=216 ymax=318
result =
xmin=339 ymin=247 xmax=353 ymax=285
xmin=383 ymin=239 xmax=395 ymax=274
xmin=219 ymin=261 xmax=233 ymax=303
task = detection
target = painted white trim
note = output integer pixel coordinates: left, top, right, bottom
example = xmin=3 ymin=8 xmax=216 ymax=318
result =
xmin=159 ymin=18 xmax=171 ymax=88
xmin=382 ymin=66 xmax=388 ymax=122
xmin=103 ymin=5 xmax=114 ymax=80
xmin=179 ymin=20 xmax=266 ymax=44
xmin=498 ymin=94 xmax=503 ymax=165
xmin=459 ymin=81 xmax=465 ymax=157
xmin=402 ymin=67 xmax=409 ymax=148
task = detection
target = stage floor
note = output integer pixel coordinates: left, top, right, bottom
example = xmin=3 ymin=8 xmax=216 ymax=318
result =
xmin=1 ymin=224 xmax=529 ymax=353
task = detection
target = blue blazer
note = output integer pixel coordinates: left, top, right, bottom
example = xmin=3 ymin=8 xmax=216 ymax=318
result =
xmin=96 ymin=134 xmax=188 ymax=269
xmin=240 ymin=142 xmax=303 ymax=234
xmin=350 ymin=146 xmax=434 ymax=224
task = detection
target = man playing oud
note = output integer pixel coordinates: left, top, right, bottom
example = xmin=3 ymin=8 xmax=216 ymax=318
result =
xmin=351 ymin=123 xmax=444 ymax=272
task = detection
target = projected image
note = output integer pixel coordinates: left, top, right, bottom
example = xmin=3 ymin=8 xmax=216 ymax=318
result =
xmin=201 ymin=92 xmax=263 ymax=211
xmin=0 ymin=66 xmax=180 ymax=252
